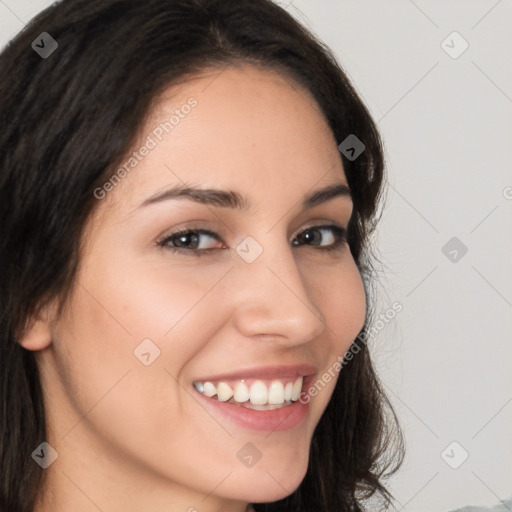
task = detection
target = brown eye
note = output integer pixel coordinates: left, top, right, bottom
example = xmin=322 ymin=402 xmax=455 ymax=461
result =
xmin=292 ymin=225 xmax=347 ymax=251
xmin=158 ymin=228 xmax=225 ymax=256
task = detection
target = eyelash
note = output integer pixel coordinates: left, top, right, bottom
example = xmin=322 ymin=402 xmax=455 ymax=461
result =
xmin=156 ymin=224 xmax=348 ymax=257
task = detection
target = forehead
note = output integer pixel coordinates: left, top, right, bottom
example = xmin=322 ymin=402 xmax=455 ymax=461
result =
xmin=99 ymin=64 xmax=347 ymax=215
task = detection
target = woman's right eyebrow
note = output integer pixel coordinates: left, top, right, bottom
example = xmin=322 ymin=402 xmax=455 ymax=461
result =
xmin=136 ymin=181 xmax=352 ymax=213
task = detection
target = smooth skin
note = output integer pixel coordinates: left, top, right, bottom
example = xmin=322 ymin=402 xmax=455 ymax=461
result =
xmin=21 ymin=64 xmax=367 ymax=512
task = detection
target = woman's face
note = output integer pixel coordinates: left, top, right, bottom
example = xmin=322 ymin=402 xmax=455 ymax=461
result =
xmin=30 ymin=65 xmax=366 ymax=511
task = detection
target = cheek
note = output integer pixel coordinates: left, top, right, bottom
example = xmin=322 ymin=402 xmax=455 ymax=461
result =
xmin=299 ymin=257 xmax=366 ymax=410
xmin=336 ymin=267 xmax=366 ymax=344
xmin=50 ymin=271 xmax=206 ymax=468
xmin=76 ymin=249 xmax=225 ymax=350
xmin=313 ymin=258 xmax=367 ymax=349
xmin=52 ymin=257 xmax=229 ymax=426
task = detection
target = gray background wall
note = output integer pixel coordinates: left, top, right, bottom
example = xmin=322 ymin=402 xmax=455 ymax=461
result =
xmin=1 ymin=1 xmax=511 ymax=511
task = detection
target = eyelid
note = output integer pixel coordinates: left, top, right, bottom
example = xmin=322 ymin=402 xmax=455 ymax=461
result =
xmin=294 ymin=220 xmax=346 ymax=237
xmin=155 ymin=220 xmax=223 ymax=242
xmin=156 ymin=226 xmax=224 ymax=247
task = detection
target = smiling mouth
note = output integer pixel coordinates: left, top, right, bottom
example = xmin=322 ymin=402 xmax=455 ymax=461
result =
xmin=193 ymin=376 xmax=305 ymax=410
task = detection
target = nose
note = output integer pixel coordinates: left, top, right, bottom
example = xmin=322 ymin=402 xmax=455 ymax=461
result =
xmin=229 ymin=234 xmax=327 ymax=346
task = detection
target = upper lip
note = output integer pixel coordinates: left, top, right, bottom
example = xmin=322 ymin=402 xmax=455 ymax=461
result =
xmin=193 ymin=363 xmax=318 ymax=382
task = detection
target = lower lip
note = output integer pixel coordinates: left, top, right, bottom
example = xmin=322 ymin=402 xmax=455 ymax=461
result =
xmin=194 ymin=378 xmax=313 ymax=432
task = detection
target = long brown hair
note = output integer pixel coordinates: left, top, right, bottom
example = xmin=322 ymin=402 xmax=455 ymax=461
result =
xmin=0 ymin=1 xmax=405 ymax=510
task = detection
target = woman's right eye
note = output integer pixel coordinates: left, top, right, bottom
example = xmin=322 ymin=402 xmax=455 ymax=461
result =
xmin=157 ymin=228 xmax=226 ymax=257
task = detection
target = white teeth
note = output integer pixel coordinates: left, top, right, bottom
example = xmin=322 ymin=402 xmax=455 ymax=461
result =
xmin=203 ymin=382 xmax=217 ymax=398
xmin=291 ymin=378 xmax=302 ymax=401
xmin=233 ymin=382 xmax=250 ymax=403
xmin=268 ymin=381 xmax=284 ymax=405
xmin=193 ymin=376 xmax=304 ymax=406
xmin=284 ymin=382 xmax=293 ymax=401
xmin=249 ymin=381 xmax=268 ymax=405
xmin=216 ymin=382 xmax=233 ymax=402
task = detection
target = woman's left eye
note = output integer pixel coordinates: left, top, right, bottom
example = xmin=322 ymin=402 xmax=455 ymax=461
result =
xmin=157 ymin=224 xmax=348 ymax=257
xmin=292 ymin=224 xmax=347 ymax=251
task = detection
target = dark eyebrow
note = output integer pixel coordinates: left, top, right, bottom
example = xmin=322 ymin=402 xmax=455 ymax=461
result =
xmin=138 ymin=182 xmax=352 ymax=212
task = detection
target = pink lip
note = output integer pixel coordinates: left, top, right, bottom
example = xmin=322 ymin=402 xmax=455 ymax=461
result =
xmin=193 ymin=363 xmax=318 ymax=383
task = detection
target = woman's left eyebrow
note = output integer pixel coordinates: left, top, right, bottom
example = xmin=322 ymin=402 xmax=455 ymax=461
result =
xmin=137 ymin=182 xmax=352 ymax=212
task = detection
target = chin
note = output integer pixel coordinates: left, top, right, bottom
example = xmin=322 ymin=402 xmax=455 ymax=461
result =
xmin=222 ymin=458 xmax=309 ymax=503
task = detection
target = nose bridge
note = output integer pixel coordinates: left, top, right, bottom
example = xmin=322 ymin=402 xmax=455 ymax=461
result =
xmin=231 ymin=231 xmax=326 ymax=342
